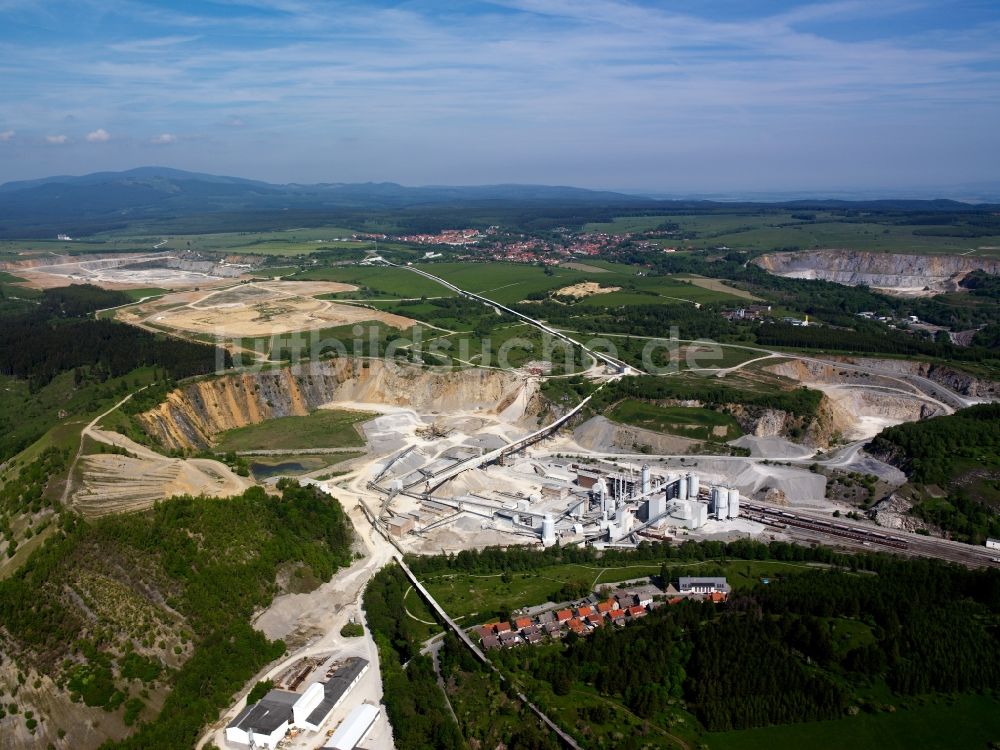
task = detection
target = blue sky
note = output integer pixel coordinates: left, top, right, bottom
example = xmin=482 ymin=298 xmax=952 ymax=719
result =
xmin=1 ymin=0 xmax=999 ymax=194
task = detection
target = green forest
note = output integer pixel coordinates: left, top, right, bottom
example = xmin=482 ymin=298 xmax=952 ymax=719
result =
xmin=0 ymin=481 xmax=354 ymax=748
xmin=411 ymin=541 xmax=1000 ymax=750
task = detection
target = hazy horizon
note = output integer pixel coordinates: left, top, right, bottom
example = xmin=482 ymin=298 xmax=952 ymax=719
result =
xmin=3 ymin=1 xmax=999 ymax=194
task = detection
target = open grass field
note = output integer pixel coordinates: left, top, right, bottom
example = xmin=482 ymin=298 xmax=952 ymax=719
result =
xmin=608 ymin=400 xmax=743 ymax=441
xmin=584 ymin=213 xmax=1000 ymax=255
xmin=99 ymin=226 xmax=373 ymax=257
xmin=707 ymin=693 xmax=1000 ymax=750
xmin=212 ymin=408 xmax=373 ymax=452
xmin=420 ymin=260 xmax=746 ymax=306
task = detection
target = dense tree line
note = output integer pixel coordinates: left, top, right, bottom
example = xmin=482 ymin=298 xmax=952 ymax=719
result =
xmin=473 ymin=543 xmax=1000 ymax=734
xmin=0 ymin=481 xmax=354 ymax=749
xmin=363 ymin=564 xmax=466 ymax=750
xmin=868 ymin=404 xmax=1000 ymax=543
xmin=870 ymin=404 xmax=1000 ymax=486
xmin=0 ymin=319 xmax=228 ymax=390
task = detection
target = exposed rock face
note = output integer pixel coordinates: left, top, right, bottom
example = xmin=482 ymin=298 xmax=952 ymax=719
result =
xmin=572 ymin=416 xmax=699 ymax=454
xmin=871 ymin=493 xmax=921 ymax=532
xmin=138 ymin=360 xmax=533 ymax=452
xmin=763 ymin=358 xmax=952 ymax=442
xmin=754 ymin=250 xmax=1000 ymax=294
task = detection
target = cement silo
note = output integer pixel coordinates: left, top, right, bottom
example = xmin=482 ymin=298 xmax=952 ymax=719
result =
xmin=687 ymin=472 xmax=699 ymax=500
xmin=542 ymin=514 xmax=556 ymax=546
xmin=714 ymin=487 xmax=728 ymax=521
xmin=641 ymin=464 xmax=651 ymax=496
xmin=677 ymin=475 xmax=688 ymax=501
xmin=727 ymin=488 xmax=740 ymax=518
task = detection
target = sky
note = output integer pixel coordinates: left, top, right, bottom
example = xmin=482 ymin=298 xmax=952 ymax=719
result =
xmin=1 ymin=0 xmax=999 ymax=194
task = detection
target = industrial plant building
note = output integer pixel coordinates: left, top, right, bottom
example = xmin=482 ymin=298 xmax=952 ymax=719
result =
xmin=224 ymin=657 xmax=370 ymax=748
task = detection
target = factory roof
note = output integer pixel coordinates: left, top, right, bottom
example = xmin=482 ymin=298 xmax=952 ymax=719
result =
xmin=228 ymin=690 xmax=298 ymax=735
xmin=325 ymin=704 xmax=379 ymax=750
xmin=304 ymin=658 xmax=369 ymax=728
xmin=679 ymin=577 xmax=731 ymax=592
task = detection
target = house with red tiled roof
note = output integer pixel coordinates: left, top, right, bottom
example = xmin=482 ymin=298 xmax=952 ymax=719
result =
xmin=495 ymin=621 xmax=512 ymax=633
xmin=626 ymin=605 xmax=647 ymax=619
xmin=576 ymin=605 xmax=594 ymax=618
xmin=514 ymin=617 xmax=532 ymax=630
xmin=596 ymin=598 xmax=619 ymax=614
xmin=567 ymin=618 xmax=586 ymax=634
xmin=586 ymin=613 xmax=603 ymax=627
xmin=555 ymin=609 xmax=573 ymax=623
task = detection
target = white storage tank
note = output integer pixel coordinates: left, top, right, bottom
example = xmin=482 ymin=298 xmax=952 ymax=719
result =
xmin=687 ymin=472 xmax=699 ymax=499
xmin=542 ymin=514 xmax=556 ymax=546
xmin=715 ymin=493 xmax=728 ymax=521
xmin=728 ymin=488 xmax=740 ymax=518
xmin=641 ymin=464 xmax=651 ymax=496
xmin=677 ymin=476 xmax=688 ymax=501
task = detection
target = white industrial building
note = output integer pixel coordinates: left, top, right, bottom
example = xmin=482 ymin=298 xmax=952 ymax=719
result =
xmin=225 ymin=689 xmax=298 ymax=748
xmin=325 ymin=703 xmax=380 ymax=750
xmin=225 ymin=658 xmax=370 ymax=746
xmin=987 ymin=538 xmax=1000 ymax=551
xmin=679 ymin=577 xmax=731 ymax=595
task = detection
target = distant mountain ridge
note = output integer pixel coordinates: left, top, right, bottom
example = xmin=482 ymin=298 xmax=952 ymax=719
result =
xmin=0 ymin=167 xmax=997 ymax=239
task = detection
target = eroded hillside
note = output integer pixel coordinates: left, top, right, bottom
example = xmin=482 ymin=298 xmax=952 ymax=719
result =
xmin=138 ymin=360 xmax=536 ymax=452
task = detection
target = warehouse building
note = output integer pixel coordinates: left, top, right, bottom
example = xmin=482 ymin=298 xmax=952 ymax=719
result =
xmin=325 ymin=703 xmax=380 ymax=750
xmin=225 ymin=689 xmax=298 ymax=748
xmin=301 ymin=657 xmax=370 ymax=731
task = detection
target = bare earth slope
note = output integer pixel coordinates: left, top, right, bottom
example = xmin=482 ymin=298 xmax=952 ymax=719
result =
xmin=138 ymin=360 xmax=532 ymax=452
xmin=754 ymin=250 xmax=1000 ymax=294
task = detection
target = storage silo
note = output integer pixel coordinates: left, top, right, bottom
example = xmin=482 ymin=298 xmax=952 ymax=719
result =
xmin=542 ymin=514 xmax=556 ymax=546
xmin=647 ymin=494 xmax=666 ymax=522
xmin=641 ymin=464 xmax=651 ymax=496
xmin=727 ymin=488 xmax=740 ymax=518
xmin=714 ymin=488 xmax=728 ymax=521
xmin=687 ymin=472 xmax=700 ymax=499
xmin=677 ymin=475 xmax=688 ymax=501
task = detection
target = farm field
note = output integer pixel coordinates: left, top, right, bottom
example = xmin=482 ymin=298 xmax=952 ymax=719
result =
xmin=707 ymin=693 xmax=1000 ymax=750
xmin=584 ymin=213 xmax=1000 ymax=255
xmin=109 ymin=226 xmax=372 ymax=256
xmin=607 ymin=400 xmax=743 ymax=441
xmin=212 ymin=408 xmax=374 ymax=452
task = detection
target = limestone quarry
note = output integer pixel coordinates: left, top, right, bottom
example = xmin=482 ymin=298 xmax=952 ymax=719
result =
xmin=138 ymin=360 xmax=539 ymax=452
xmin=754 ymin=249 xmax=1000 ymax=294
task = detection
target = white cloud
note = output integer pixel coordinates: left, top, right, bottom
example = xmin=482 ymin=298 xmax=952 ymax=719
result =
xmin=0 ymin=130 xmax=13 ymax=142
xmin=150 ymin=133 xmax=177 ymax=144
xmin=86 ymin=128 xmax=111 ymax=142
xmin=45 ymin=134 xmax=68 ymax=144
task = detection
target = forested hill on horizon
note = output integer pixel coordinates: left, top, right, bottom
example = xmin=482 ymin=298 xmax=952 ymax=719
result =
xmin=2 ymin=166 xmax=999 ymax=239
